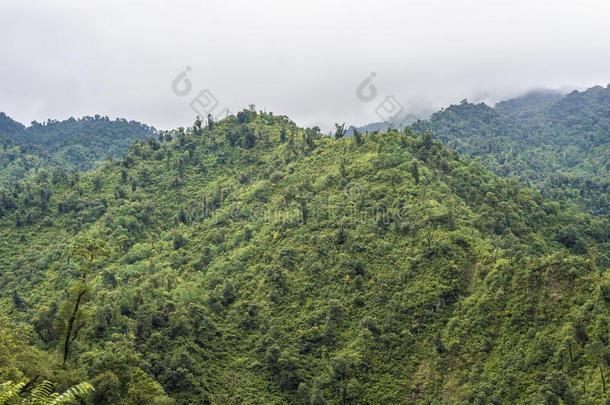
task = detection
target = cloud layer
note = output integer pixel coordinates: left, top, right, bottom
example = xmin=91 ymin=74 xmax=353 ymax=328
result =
xmin=1 ymin=0 xmax=609 ymax=130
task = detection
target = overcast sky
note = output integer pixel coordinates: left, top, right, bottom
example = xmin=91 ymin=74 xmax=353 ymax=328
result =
xmin=1 ymin=0 xmax=609 ymax=131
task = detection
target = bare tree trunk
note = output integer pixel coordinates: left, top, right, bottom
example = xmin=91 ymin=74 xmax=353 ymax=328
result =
xmin=62 ymin=288 xmax=86 ymax=367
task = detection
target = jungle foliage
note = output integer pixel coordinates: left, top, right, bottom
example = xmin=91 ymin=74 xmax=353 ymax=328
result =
xmin=0 ymin=109 xmax=609 ymax=404
xmin=410 ymin=85 xmax=610 ymax=218
xmin=0 ymin=113 xmax=156 ymax=186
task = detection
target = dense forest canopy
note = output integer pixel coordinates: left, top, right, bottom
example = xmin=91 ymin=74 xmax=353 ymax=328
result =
xmin=409 ymin=84 xmax=610 ymax=219
xmin=0 ymin=114 xmax=156 ymax=186
xmin=0 ymin=109 xmax=608 ymax=404
xmin=0 ymin=113 xmax=25 ymax=136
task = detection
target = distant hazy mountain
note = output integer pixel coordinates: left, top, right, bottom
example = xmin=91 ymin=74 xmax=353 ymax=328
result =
xmin=346 ymin=113 xmax=425 ymax=137
xmin=0 ymin=113 xmax=156 ymax=185
xmin=408 ymin=85 xmax=610 ymax=217
xmin=0 ymin=112 xmax=25 ymax=136
xmin=494 ymin=89 xmax=564 ymax=119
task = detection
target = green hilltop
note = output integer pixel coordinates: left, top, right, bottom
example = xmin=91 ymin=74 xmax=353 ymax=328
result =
xmin=0 ymin=110 xmax=609 ymax=404
xmin=0 ymin=113 xmax=156 ymax=186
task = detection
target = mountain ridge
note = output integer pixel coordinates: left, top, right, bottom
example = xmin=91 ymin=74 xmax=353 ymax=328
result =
xmin=0 ymin=114 xmax=157 ymax=186
xmin=1 ymin=110 xmax=608 ymax=404
xmin=409 ymin=84 xmax=610 ymax=218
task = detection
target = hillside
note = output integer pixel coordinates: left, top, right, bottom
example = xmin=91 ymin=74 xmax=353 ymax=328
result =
xmin=0 ymin=111 xmax=609 ymax=404
xmin=410 ymin=85 xmax=610 ymax=218
xmin=0 ymin=113 xmax=157 ymax=185
xmin=0 ymin=112 xmax=26 ymax=136
xmin=494 ymin=89 xmax=564 ymax=120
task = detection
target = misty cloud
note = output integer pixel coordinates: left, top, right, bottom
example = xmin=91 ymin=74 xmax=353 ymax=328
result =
xmin=1 ymin=0 xmax=609 ymax=131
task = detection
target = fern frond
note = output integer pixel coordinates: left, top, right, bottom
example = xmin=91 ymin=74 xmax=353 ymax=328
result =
xmin=29 ymin=381 xmax=54 ymax=404
xmin=0 ymin=381 xmax=25 ymax=404
xmin=45 ymin=382 xmax=93 ymax=405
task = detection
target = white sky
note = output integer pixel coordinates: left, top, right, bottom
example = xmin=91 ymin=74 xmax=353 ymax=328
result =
xmin=1 ymin=0 xmax=609 ymax=131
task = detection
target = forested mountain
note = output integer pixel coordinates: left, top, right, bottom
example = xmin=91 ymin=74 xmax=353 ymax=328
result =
xmin=1 ymin=111 xmax=608 ymax=404
xmin=494 ymin=89 xmax=563 ymax=119
xmin=0 ymin=114 xmax=156 ymax=185
xmin=345 ymin=114 xmax=422 ymax=138
xmin=0 ymin=112 xmax=25 ymax=136
xmin=410 ymin=85 xmax=610 ymax=218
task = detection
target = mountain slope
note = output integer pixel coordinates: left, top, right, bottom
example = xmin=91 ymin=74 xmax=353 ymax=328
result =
xmin=410 ymin=85 xmax=610 ymax=218
xmin=0 ymin=111 xmax=609 ymax=404
xmin=0 ymin=114 xmax=157 ymax=185
xmin=0 ymin=112 xmax=25 ymax=136
xmin=494 ymin=89 xmax=563 ymax=120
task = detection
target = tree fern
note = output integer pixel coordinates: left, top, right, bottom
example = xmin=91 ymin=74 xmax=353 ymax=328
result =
xmin=0 ymin=380 xmax=93 ymax=405
xmin=46 ymin=383 xmax=93 ymax=405
xmin=28 ymin=381 xmax=54 ymax=404
xmin=0 ymin=381 xmax=25 ymax=404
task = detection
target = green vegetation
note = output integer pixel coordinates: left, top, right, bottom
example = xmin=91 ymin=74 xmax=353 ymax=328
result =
xmin=0 ymin=113 xmax=156 ymax=186
xmin=0 ymin=380 xmax=93 ymax=405
xmin=410 ymin=85 xmax=610 ymax=218
xmin=0 ymin=109 xmax=609 ymax=403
